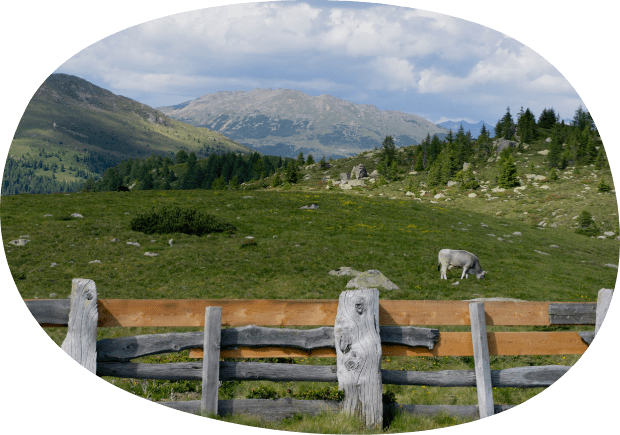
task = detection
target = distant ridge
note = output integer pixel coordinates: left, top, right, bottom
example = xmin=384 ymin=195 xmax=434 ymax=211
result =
xmin=10 ymin=74 xmax=252 ymax=174
xmin=158 ymin=89 xmax=449 ymax=159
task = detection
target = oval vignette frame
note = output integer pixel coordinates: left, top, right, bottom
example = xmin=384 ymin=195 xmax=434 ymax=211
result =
xmin=1 ymin=0 xmax=620 ymax=434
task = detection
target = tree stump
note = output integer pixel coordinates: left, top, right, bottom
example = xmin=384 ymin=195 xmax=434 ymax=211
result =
xmin=334 ymin=288 xmax=382 ymax=428
xmin=61 ymin=279 xmax=98 ymax=373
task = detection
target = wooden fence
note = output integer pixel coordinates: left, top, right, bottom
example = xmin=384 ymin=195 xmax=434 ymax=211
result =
xmin=25 ymin=279 xmax=613 ymax=426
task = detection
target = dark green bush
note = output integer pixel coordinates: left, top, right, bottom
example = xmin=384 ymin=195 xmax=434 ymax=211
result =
xmin=130 ymin=205 xmax=236 ymax=236
xmin=575 ymin=210 xmax=598 ymax=237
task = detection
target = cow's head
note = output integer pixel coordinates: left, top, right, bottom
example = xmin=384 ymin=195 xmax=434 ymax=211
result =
xmin=476 ymin=271 xmax=487 ymax=279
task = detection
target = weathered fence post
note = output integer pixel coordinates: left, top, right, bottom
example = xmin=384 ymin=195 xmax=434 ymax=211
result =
xmin=334 ymin=288 xmax=382 ymax=428
xmin=201 ymin=306 xmax=222 ymax=415
xmin=595 ymin=289 xmax=613 ymax=336
xmin=61 ymin=278 xmax=98 ymax=373
xmin=469 ymin=301 xmax=494 ymax=419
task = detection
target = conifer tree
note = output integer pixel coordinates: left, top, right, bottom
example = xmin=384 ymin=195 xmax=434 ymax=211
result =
xmin=497 ymin=150 xmax=519 ymax=188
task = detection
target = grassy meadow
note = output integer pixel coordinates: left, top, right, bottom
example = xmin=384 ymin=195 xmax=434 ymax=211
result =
xmin=2 ymin=139 xmax=618 ymax=432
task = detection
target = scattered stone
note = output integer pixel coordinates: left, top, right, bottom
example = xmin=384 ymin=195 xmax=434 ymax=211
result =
xmin=497 ymin=140 xmax=518 ymax=152
xmin=597 ymin=236 xmax=607 ymax=239
xmin=71 ymin=213 xmax=83 ymax=218
xmin=329 ymin=267 xmax=361 ymax=277
xmin=50 ymin=263 xmax=58 ymax=267
xmin=463 ymin=162 xmax=471 ymax=171
xmin=44 ymin=214 xmax=53 ymax=217
xmin=534 ymin=250 xmax=550 ymax=256
xmin=350 ymin=163 xmax=368 ymax=180
xmin=346 ymin=269 xmax=399 ymax=290
xmin=545 ymin=137 xmax=552 ymax=143
xmin=550 ymin=245 xmax=560 ymax=248
xmin=150 ymin=240 xmax=156 ymax=243
xmin=245 ymin=236 xmax=255 ymax=239
xmin=127 ymin=242 xmax=140 ymax=247
xmin=452 ymin=281 xmax=460 ymax=286
xmin=487 ymin=234 xmax=496 ymax=237
xmin=447 ymin=181 xmax=458 ymax=187
xmin=468 ymin=193 xmax=477 ymax=198
xmin=340 ymin=172 xmax=351 ymax=183
xmin=491 ymin=187 xmax=506 ymax=193
xmin=604 ymin=231 xmax=615 ymax=237
xmin=604 ymin=264 xmax=618 ymax=268
xmin=89 ymin=260 xmax=101 ymax=264
xmin=110 ymin=238 xmax=120 ymax=242
xmin=369 ymin=169 xmax=380 ymax=179
xmin=409 ymin=171 xmax=418 ymax=175
xmin=406 ymin=191 xmax=416 ymax=197
xmin=481 ymin=223 xmax=488 ymax=227
xmin=538 ymin=149 xmax=550 ymax=155
xmin=299 ymin=203 xmax=319 ymax=210
xmin=243 ymin=196 xmax=253 ymax=199
xmin=169 ymin=239 xmax=174 ymax=246
xmin=434 ymin=193 xmax=445 ymax=199
xmin=497 ymin=237 xmax=505 ymax=241
xmin=144 ymin=252 xmax=159 ymax=257
xmin=513 ymin=232 xmax=522 ymax=236
xmin=49 ymin=293 xmax=57 ymax=298
xmin=9 ymin=239 xmax=29 ymax=246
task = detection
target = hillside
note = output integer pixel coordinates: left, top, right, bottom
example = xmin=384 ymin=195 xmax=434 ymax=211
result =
xmin=437 ymin=120 xmax=495 ymax=138
xmin=158 ymin=89 xmax=449 ymax=159
xmin=4 ymin=74 xmax=252 ymax=194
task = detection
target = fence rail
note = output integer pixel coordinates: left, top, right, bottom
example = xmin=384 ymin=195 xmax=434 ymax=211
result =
xmin=24 ymin=281 xmax=613 ymax=426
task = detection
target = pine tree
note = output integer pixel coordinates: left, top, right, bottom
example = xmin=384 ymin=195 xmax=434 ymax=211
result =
xmin=306 ymin=154 xmax=315 ymax=165
xmin=497 ymin=151 xmax=519 ymax=188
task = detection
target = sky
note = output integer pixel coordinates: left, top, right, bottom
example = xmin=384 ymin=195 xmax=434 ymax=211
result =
xmin=53 ymin=0 xmax=585 ymax=126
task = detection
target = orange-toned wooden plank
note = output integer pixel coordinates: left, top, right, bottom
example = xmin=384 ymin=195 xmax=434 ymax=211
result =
xmin=94 ymin=299 xmax=555 ymax=327
xmin=188 ymin=331 xmax=588 ymax=358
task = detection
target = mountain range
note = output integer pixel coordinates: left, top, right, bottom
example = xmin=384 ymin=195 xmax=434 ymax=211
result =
xmin=158 ymin=89 xmax=449 ymax=159
xmin=10 ymin=74 xmax=252 ymax=177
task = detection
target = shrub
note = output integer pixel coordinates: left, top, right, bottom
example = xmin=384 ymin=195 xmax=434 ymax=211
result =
xmin=247 ymin=385 xmax=279 ymax=400
xmin=575 ymin=210 xmax=598 ymax=237
xmin=597 ymin=178 xmax=611 ymax=192
xmin=130 ymin=205 xmax=236 ymax=236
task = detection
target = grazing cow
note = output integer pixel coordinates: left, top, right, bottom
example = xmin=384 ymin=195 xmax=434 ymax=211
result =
xmin=117 ymin=186 xmax=130 ymax=192
xmin=438 ymin=249 xmax=486 ymax=280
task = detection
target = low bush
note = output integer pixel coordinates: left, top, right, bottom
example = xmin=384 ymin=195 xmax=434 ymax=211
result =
xmin=575 ymin=210 xmax=598 ymax=237
xmin=130 ymin=205 xmax=236 ymax=236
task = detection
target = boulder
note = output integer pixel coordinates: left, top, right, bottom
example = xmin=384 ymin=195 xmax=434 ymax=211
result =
xmin=346 ymin=269 xmax=399 ymax=290
xmin=348 ymin=179 xmax=366 ymax=187
xmin=497 ymin=140 xmax=518 ymax=152
xmin=71 ymin=213 xmax=84 ymax=218
xmin=9 ymin=239 xmax=29 ymax=246
xmin=369 ymin=169 xmax=380 ymax=179
xmin=463 ymin=162 xmax=472 ymax=171
xmin=350 ymin=163 xmax=368 ymax=180
xmin=340 ymin=173 xmax=351 ymax=183
xmin=329 ymin=267 xmax=361 ymax=277
xmin=144 ymin=252 xmax=159 ymax=257
xmin=299 ymin=203 xmax=319 ymax=210
xmin=447 ymin=181 xmax=458 ymax=187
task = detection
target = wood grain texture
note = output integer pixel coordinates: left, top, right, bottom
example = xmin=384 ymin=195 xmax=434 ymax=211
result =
xmin=469 ymin=302 xmax=494 ymax=418
xmin=29 ymin=299 xmax=603 ymax=327
xmin=97 ymin=325 xmax=438 ymax=362
xmin=548 ymin=303 xmax=596 ymax=324
xmin=189 ymin=331 xmax=589 ymax=358
xmin=335 ymin=289 xmax=383 ymax=428
xmin=61 ymin=279 xmax=98 ymax=373
xmin=98 ymin=360 xmax=570 ymax=387
xmin=201 ymin=307 xmax=221 ymax=415
xmin=159 ymin=399 xmax=341 ymax=420
xmin=595 ymin=289 xmax=614 ymax=335
xmin=24 ymin=299 xmax=70 ymax=325
xmin=393 ymin=404 xmax=514 ymax=418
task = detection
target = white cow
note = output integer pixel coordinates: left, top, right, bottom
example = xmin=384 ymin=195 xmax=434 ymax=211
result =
xmin=438 ymin=249 xmax=487 ymax=280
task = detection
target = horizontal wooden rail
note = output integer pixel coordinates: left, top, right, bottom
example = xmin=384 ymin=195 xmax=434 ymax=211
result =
xmin=158 ymin=398 xmax=515 ymax=420
xmin=98 ymin=361 xmax=569 ymax=388
xmin=25 ymin=299 xmax=597 ymax=327
xmin=96 ymin=326 xmax=439 ymax=362
xmin=188 ymin=331 xmax=589 ymax=357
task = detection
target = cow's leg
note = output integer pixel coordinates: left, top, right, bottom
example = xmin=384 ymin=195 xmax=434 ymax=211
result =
xmin=440 ymin=263 xmax=448 ymax=279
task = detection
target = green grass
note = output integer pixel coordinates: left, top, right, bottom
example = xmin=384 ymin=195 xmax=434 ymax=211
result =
xmin=2 ymin=142 xmax=617 ymax=433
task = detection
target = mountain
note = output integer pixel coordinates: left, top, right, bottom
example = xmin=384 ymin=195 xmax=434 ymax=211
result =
xmin=437 ymin=120 xmax=495 ymax=139
xmin=8 ymin=74 xmax=252 ymax=187
xmin=158 ymin=89 xmax=449 ymax=159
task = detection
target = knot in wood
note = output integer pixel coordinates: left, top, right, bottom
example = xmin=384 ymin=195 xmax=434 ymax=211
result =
xmin=354 ymin=297 xmax=365 ymax=315
xmin=344 ymin=357 xmax=360 ymax=371
xmin=86 ymin=292 xmax=93 ymax=300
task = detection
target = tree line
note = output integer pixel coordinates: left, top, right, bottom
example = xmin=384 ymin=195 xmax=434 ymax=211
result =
xmin=85 ymin=149 xmax=321 ymax=192
xmin=407 ymin=105 xmax=605 ymax=189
